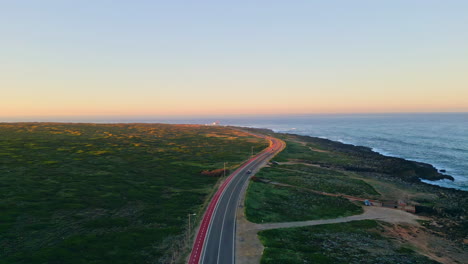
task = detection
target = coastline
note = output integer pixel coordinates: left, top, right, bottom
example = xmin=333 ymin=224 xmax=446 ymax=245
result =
xmin=241 ymin=126 xmax=466 ymax=193
xmin=268 ymin=129 xmax=466 ymax=192
xmin=324 ymin=137 xmax=464 ymax=191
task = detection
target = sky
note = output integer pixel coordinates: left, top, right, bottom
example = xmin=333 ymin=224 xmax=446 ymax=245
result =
xmin=1 ymin=0 xmax=468 ymax=119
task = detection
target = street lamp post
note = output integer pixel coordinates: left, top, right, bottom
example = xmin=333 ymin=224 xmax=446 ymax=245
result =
xmin=187 ymin=213 xmax=196 ymax=242
xmin=223 ymin=162 xmax=227 ymax=178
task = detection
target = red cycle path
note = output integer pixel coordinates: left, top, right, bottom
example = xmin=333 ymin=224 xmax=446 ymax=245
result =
xmin=188 ymin=137 xmax=274 ymax=264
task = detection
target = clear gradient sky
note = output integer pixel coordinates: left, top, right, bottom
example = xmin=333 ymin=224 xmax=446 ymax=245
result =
xmin=1 ymin=0 xmax=467 ymax=119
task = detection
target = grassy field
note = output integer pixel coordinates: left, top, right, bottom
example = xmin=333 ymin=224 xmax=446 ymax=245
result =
xmin=274 ymin=140 xmax=358 ymax=166
xmin=258 ymin=220 xmax=439 ymax=264
xmin=255 ymin=165 xmax=380 ymax=198
xmin=244 ymin=139 xmax=375 ymax=224
xmin=245 ymin=181 xmax=362 ymax=223
xmin=0 ymin=123 xmax=268 ymax=264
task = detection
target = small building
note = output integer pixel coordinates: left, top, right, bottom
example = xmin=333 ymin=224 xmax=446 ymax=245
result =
xmin=381 ymin=201 xmax=398 ymax=208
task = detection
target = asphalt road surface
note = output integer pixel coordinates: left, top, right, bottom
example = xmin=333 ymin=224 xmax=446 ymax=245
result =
xmin=189 ymin=135 xmax=285 ymax=264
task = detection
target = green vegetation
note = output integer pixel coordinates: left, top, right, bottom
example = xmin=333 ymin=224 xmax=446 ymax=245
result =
xmin=245 ymin=181 xmax=362 ymax=223
xmin=256 ymin=165 xmax=379 ymax=198
xmin=244 ymin=141 xmax=375 ymax=224
xmin=275 ymin=140 xmax=358 ymax=166
xmin=258 ymin=220 xmax=439 ymax=264
xmin=0 ymin=123 xmax=268 ymax=263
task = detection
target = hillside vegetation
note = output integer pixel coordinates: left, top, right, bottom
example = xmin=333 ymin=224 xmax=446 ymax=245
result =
xmin=259 ymin=220 xmax=439 ymax=264
xmin=0 ymin=123 xmax=268 ymax=264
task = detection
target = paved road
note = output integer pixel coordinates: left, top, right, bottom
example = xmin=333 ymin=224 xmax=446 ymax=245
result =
xmin=188 ymin=135 xmax=285 ymax=264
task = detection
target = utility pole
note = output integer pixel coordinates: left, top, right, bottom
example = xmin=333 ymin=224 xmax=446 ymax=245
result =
xmin=187 ymin=213 xmax=196 ymax=243
xmin=251 ymin=146 xmax=254 ymax=157
xmin=223 ymin=162 xmax=227 ymax=178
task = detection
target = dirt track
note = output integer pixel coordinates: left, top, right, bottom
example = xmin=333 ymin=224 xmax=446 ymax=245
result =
xmin=236 ymin=206 xmax=427 ymax=264
xmin=257 ymin=206 xmax=424 ymax=230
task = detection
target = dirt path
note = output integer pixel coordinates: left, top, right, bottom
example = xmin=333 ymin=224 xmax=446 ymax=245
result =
xmin=288 ymin=139 xmax=329 ymax=153
xmin=257 ymin=206 xmax=424 ymax=230
xmin=236 ymin=205 xmax=426 ymax=264
xmin=277 ymin=161 xmax=322 ymax=167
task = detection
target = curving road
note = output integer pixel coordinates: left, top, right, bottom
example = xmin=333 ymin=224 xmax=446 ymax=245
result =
xmin=188 ymin=135 xmax=285 ymax=264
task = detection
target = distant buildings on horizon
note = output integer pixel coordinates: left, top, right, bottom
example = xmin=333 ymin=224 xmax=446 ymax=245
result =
xmin=205 ymin=121 xmax=220 ymax=126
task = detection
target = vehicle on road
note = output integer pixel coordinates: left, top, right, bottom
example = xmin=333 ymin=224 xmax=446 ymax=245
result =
xmin=188 ymin=136 xmax=285 ymax=264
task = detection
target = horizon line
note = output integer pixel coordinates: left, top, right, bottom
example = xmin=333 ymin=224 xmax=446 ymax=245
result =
xmin=1 ymin=111 xmax=467 ymax=123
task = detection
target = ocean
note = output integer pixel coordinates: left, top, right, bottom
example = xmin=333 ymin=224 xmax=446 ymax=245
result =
xmin=145 ymin=113 xmax=468 ymax=191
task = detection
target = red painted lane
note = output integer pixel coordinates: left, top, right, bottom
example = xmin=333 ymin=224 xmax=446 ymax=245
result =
xmin=188 ymin=137 xmax=276 ymax=264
